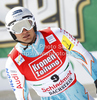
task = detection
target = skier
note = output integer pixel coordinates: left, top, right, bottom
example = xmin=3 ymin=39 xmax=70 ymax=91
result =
xmin=5 ymin=6 xmax=97 ymax=100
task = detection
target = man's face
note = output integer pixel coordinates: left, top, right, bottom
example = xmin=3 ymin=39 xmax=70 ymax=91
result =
xmin=15 ymin=28 xmax=36 ymax=46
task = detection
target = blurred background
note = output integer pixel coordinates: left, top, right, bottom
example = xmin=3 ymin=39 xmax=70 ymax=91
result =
xmin=0 ymin=0 xmax=97 ymax=99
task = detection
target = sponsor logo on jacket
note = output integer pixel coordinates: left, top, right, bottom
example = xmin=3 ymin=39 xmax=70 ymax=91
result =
xmin=29 ymin=49 xmax=62 ymax=80
xmin=41 ymin=70 xmax=73 ymax=95
xmin=6 ymin=68 xmax=16 ymax=91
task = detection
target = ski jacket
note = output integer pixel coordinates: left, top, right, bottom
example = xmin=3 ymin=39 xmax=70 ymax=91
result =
xmin=6 ymin=27 xmax=97 ymax=100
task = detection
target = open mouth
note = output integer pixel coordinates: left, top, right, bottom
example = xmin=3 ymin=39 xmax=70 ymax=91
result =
xmin=23 ymin=34 xmax=30 ymax=38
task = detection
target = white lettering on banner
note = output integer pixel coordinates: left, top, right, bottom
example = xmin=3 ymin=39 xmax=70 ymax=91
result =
xmin=29 ymin=49 xmax=62 ymax=80
xmin=41 ymin=70 xmax=73 ymax=95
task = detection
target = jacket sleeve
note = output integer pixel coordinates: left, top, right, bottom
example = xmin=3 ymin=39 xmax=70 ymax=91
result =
xmin=5 ymin=57 xmax=32 ymax=100
xmin=60 ymin=28 xmax=97 ymax=81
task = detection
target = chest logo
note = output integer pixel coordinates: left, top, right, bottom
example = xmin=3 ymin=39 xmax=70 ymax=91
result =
xmin=62 ymin=35 xmax=74 ymax=51
xmin=46 ymin=34 xmax=56 ymax=44
xmin=15 ymin=55 xmax=25 ymax=65
xmin=29 ymin=49 xmax=62 ymax=80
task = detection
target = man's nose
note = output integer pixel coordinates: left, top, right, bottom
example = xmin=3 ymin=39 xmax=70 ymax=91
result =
xmin=22 ymin=28 xmax=28 ymax=33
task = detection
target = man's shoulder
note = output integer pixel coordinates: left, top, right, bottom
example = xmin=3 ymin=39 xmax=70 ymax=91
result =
xmin=38 ymin=27 xmax=63 ymax=41
xmin=8 ymin=43 xmax=18 ymax=56
xmin=39 ymin=27 xmax=60 ymax=31
xmin=38 ymin=27 xmax=61 ymax=35
xmin=6 ymin=57 xmax=15 ymax=69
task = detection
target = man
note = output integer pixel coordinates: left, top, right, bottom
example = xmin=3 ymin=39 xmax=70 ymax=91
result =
xmin=5 ymin=6 xmax=97 ymax=100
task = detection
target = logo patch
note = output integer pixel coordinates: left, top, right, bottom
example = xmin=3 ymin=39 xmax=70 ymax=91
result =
xmin=29 ymin=49 xmax=62 ymax=80
xmin=62 ymin=35 xmax=74 ymax=51
xmin=15 ymin=55 xmax=25 ymax=65
xmin=46 ymin=34 xmax=56 ymax=44
xmin=12 ymin=9 xmax=22 ymax=15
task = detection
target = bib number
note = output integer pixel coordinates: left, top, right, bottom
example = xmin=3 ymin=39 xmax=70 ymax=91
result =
xmin=51 ymin=74 xmax=59 ymax=82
